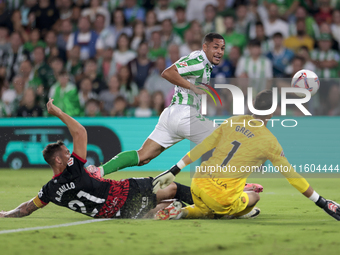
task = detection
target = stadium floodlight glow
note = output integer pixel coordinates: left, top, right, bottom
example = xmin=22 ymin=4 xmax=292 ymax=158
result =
xmin=201 ymin=84 xmax=312 ymax=116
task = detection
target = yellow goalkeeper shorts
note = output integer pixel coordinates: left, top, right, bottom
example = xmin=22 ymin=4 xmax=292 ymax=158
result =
xmin=190 ymin=181 xmax=249 ymax=217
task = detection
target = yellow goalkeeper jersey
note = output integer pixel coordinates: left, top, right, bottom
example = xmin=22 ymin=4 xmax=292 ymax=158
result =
xmin=191 ymin=115 xmax=309 ymax=206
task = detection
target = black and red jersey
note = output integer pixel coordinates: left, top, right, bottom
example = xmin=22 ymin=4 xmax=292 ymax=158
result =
xmin=36 ymin=153 xmax=129 ymax=218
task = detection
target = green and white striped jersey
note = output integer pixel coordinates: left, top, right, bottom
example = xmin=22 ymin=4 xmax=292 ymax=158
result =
xmin=311 ymin=49 xmax=340 ymax=78
xmin=171 ymin=50 xmax=213 ymax=110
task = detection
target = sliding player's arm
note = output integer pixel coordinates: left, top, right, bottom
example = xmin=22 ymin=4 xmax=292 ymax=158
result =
xmin=0 ymin=197 xmax=43 ymax=218
xmin=267 ymin=143 xmax=340 ymax=221
xmin=161 ymin=63 xmax=206 ymax=95
xmin=152 ymin=125 xmax=223 ymax=193
xmin=47 ymin=98 xmax=87 ymax=160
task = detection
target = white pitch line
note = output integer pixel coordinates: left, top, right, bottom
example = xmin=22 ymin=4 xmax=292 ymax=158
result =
xmin=0 ymin=218 xmax=112 ymax=235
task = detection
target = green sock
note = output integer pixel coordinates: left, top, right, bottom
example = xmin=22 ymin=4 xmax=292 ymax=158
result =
xmin=101 ymin=150 xmax=139 ymax=176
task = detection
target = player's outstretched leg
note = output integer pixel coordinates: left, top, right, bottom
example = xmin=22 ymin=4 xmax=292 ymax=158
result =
xmin=231 ymin=191 xmax=261 ymax=219
xmin=137 ymin=138 xmax=165 ymax=166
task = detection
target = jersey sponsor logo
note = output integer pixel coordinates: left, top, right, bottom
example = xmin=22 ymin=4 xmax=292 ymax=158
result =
xmin=280 ymin=151 xmax=285 ymax=157
xmin=67 ymin=157 xmax=74 ymax=166
xmin=178 ymin=62 xmax=188 ymax=67
xmin=328 ymin=203 xmax=338 ymax=213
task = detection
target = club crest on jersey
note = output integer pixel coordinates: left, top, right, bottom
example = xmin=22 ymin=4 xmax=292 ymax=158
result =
xmin=241 ymin=196 xmax=246 ymax=203
xmin=280 ymin=151 xmax=285 ymax=157
xmin=178 ymin=62 xmax=187 ymax=67
xmin=67 ymin=157 xmax=74 ymax=166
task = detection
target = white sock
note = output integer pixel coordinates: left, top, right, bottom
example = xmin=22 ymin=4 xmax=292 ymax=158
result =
xmin=99 ymin=166 xmax=104 ymax=177
xmin=308 ymin=191 xmax=320 ymax=203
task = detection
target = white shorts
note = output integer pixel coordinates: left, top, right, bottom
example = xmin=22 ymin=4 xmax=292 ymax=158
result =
xmin=148 ymin=104 xmax=216 ymax=148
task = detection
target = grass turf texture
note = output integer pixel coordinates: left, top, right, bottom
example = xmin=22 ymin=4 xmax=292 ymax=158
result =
xmin=0 ymin=169 xmax=339 ymax=255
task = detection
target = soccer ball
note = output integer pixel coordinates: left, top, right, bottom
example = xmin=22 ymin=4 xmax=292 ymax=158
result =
xmin=291 ymin=69 xmax=320 ymax=97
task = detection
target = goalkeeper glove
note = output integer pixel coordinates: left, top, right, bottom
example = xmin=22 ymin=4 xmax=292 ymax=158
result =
xmin=152 ymin=165 xmax=181 ymax=194
xmin=315 ymin=196 xmax=340 ymax=221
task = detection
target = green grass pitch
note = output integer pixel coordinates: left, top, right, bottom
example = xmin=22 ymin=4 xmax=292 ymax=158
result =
xmin=0 ymin=169 xmax=339 ymax=255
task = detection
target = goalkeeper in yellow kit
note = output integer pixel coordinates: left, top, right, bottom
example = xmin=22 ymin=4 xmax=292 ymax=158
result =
xmin=152 ymin=90 xmax=340 ymax=220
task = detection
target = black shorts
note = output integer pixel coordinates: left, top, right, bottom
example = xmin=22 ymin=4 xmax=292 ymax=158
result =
xmin=118 ymin=177 xmax=157 ymax=219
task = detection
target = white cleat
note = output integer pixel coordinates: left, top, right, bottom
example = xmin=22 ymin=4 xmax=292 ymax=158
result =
xmin=236 ymin=207 xmax=261 ymax=219
xmin=155 ymin=201 xmax=183 ymax=220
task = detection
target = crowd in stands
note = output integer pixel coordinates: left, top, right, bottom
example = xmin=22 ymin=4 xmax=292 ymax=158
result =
xmin=0 ymin=0 xmax=340 ymax=117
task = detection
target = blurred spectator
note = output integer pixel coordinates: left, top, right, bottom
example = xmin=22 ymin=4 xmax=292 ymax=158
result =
xmin=85 ymin=98 xmax=101 ymax=116
xmin=148 ymin=30 xmax=167 ymax=61
xmin=128 ymin=41 xmax=153 ymax=89
xmin=173 ymin=6 xmax=190 ymax=41
xmin=130 ymin=20 xmax=146 ymax=51
xmin=128 ymin=89 xmax=157 ymax=117
xmin=331 ymin=9 xmax=340 ymax=46
xmin=311 ymin=33 xmax=340 ymax=78
xmin=202 ymin=4 xmax=217 ymax=35
xmin=284 ymin=55 xmax=308 ymax=77
xmin=2 ymin=32 xmax=27 ymax=82
xmin=107 ymin=8 xmax=132 ymax=48
xmin=296 ymin=46 xmax=316 ymax=72
xmin=319 ymin=22 xmax=339 ymax=50
xmin=145 ymin=57 xmax=173 ymax=98
xmin=66 ymin=16 xmax=103 ymax=61
xmin=236 ymin=39 xmax=273 ymax=93
xmin=23 ymin=28 xmax=46 ymax=53
xmin=190 ymin=20 xmax=204 ymax=42
xmin=48 ymin=70 xmax=81 ymax=116
xmin=49 ymin=57 xmax=64 ymax=81
xmin=70 ymin=5 xmax=82 ymax=29
xmin=152 ymin=90 xmax=165 ymax=116
xmin=154 ymin=0 xmax=175 ymax=22
xmin=262 ymin=4 xmax=289 ymax=38
xmin=95 ymin=13 xmax=115 ymax=50
xmin=81 ymin=0 xmax=110 ymax=28
xmin=222 ymin=15 xmax=247 ymax=57
xmin=100 ymin=47 xmax=113 ymax=79
xmin=186 ymin=0 xmax=217 ymax=23
xmin=289 ymin=6 xmax=320 ymax=39
xmin=323 ymin=84 xmax=340 ymax=115
xmin=166 ymin=43 xmax=180 ymax=67
xmin=78 ymin=77 xmax=98 ymax=108
xmin=66 ymin=46 xmax=83 ymax=83
xmin=109 ymin=33 xmax=136 ymax=76
xmin=45 ymin=30 xmax=65 ymax=61
xmin=0 ymin=77 xmax=8 ymax=117
xmin=102 ymin=0 xmax=124 ymax=13
xmin=0 ymin=0 xmax=13 ymax=31
xmin=99 ymin=75 xmax=122 ymax=114
xmin=180 ymin=29 xmax=201 ymax=57
xmin=17 ymin=87 xmax=43 ymax=117
xmin=0 ymin=26 xmax=10 ymax=52
xmin=144 ymin=9 xmax=160 ymax=40
xmin=267 ymin=32 xmax=294 ymax=77
xmin=234 ymin=4 xmax=253 ymax=35
xmin=83 ymin=58 xmax=107 ymax=94
xmin=58 ymin=0 xmax=73 ymax=20
xmin=29 ymin=0 xmax=59 ymax=34
xmin=2 ymin=75 xmax=25 ymax=115
xmin=248 ymin=21 xmax=272 ymax=55
xmin=263 ymin=0 xmax=299 ymax=20
xmin=57 ymin=19 xmax=73 ymax=52
xmin=123 ymin=0 xmax=145 ymax=23
xmin=110 ymin=95 xmax=127 ymax=116
xmin=11 ymin=10 xmax=29 ymax=43
xmin=20 ymin=0 xmax=37 ymax=27
xmin=117 ymin=65 xmax=138 ymax=105
xmin=284 ymin=18 xmax=314 ymax=52
xmin=161 ymin=19 xmax=182 ymax=49
xmin=314 ymin=0 xmax=333 ymax=25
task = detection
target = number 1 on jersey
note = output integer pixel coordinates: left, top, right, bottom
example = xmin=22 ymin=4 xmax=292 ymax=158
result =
xmin=221 ymin=141 xmax=241 ymax=167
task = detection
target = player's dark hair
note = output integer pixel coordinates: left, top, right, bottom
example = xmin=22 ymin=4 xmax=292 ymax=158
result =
xmin=203 ymin=33 xmax=225 ymax=45
xmin=43 ymin=140 xmax=65 ymax=166
xmin=254 ymin=90 xmax=273 ymax=111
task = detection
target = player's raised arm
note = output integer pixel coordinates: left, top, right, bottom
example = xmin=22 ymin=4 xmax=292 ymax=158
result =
xmin=152 ymin=125 xmax=223 ymax=193
xmin=47 ymin=98 xmax=87 ymax=160
xmin=0 ymin=198 xmax=40 ymax=218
